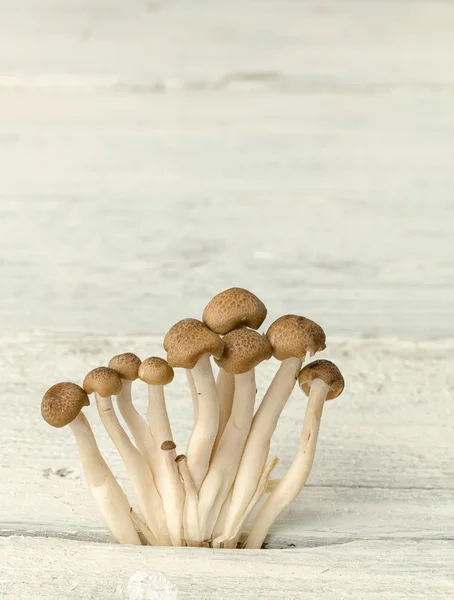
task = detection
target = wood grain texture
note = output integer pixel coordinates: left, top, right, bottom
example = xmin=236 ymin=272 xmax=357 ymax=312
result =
xmin=1 ymin=537 xmax=453 ymax=599
xmin=1 ymin=0 xmax=454 ymax=597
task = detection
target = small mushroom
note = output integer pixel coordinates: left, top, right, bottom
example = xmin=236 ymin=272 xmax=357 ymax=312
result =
xmin=175 ymin=454 xmax=200 ymax=546
xmin=41 ymin=382 xmax=141 ymax=545
xmin=164 ymin=318 xmax=224 ymax=490
xmin=84 ymin=367 xmax=171 ymax=546
xmin=203 ymin=287 xmax=267 ymax=455
xmin=245 ymin=359 xmax=344 ymax=549
xmin=202 ymin=287 xmax=267 ymax=335
xmin=139 ymin=358 xmax=184 ymax=547
xmin=220 ymin=314 xmax=326 ymax=542
xmin=197 ymin=328 xmax=272 ymax=541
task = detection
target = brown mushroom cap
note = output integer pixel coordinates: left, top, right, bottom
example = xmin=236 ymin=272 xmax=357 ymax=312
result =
xmin=161 ymin=440 xmax=177 ymax=451
xmin=83 ymin=367 xmax=123 ymax=398
xmin=266 ymin=315 xmax=326 ymax=361
xmin=139 ymin=357 xmax=174 ymax=386
xmin=202 ymin=287 xmax=267 ymax=335
xmin=298 ymin=360 xmax=344 ymax=401
xmin=108 ymin=352 xmax=142 ymax=381
xmin=215 ymin=327 xmax=272 ymax=374
xmin=164 ymin=318 xmax=224 ymax=369
xmin=41 ymin=382 xmax=89 ymax=428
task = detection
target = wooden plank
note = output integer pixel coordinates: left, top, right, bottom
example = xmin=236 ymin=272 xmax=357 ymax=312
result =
xmin=1 ymin=537 xmax=453 ymax=599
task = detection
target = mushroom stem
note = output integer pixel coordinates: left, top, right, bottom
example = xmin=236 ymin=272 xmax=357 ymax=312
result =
xmin=129 ymin=508 xmax=158 ymax=545
xmin=185 ymin=354 xmax=220 ymax=490
xmin=95 ymin=392 xmax=171 ymax=545
xmin=146 ymin=386 xmax=184 ymax=546
xmin=211 ymin=368 xmax=235 ymax=459
xmin=244 ymin=378 xmax=328 ymax=549
xmin=116 ymin=380 xmax=183 ymax=545
xmin=176 ymin=454 xmax=201 ymax=547
xmin=147 ymin=385 xmax=175 ymax=449
xmin=220 ymin=357 xmax=301 ymax=539
xmin=69 ymin=413 xmax=141 ymax=545
xmin=197 ymin=370 xmax=257 ymax=541
xmin=186 ymin=370 xmax=199 ymax=423
xmin=215 ymin=456 xmax=279 ymax=547
xmin=116 ymin=380 xmax=158 ymax=473
xmin=159 ymin=441 xmax=184 ymax=546
xmin=211 ymin=488 xmax=233 ymax=548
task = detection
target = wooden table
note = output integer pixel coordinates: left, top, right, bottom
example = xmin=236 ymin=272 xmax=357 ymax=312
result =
xmin=1 ymin=1 xmax=453 ymax=598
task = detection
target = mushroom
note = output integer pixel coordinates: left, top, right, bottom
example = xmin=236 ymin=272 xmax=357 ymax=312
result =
xmin=175 ymin=454 xmax=200 ymax=546
xmin=83 ymin=367 xmax=171 ymax=546
xmin=202 ymin=287 xmax=267 ymax=335
xmin=108 ymin=353 xmax=157 ymax=475
xmin=138 ymin=357 xmax=184 ymax=547
xmin=219 ymin=314 xmax=326 ymax=542
xmin=244 ymin=359 xmax=344 ymax=549
xmin=41 ymin=382 xmax=141 ymax=545
xmin=203 ymin=287 xmax=267 ymax=456
xmin=163 ymin=318 xmax=224 ymax=490
xmin=197 ymin=327 xmax=272 ymax=541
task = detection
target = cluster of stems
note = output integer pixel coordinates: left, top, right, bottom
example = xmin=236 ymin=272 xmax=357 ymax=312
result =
xmin=41 ymin=288 xmax=344 ymax=549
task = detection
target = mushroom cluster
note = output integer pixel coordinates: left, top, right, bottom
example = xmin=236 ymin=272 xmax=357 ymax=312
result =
xmin=41 ymin=288 xmax=344 ymax=549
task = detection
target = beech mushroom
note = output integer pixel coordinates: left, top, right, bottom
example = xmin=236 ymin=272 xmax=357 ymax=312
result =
xmin=138 ymin=358 xmax=184 ymax=546
xmin=197 ymin=327 xmax=272 ymax=541
xmin=244 ymin=359 xmax=344 ymax=549
xmin=175 ymin=454 xmax=200 ymax=546
xmin=83 ymin=367 xmax=171 ymax=546
xmin=220 ymin=314 xmax=326 ymax=542
xmin=203 ymin=287 xmax=267 ymax=456
xmin=41 ymin=382 xmax=141 ymax=545
xmin=164 ymin=318 xmax=224 ymax=490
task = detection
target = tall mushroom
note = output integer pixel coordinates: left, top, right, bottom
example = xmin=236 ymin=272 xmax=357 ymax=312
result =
xmin=244 ymin=359 xmax=344 ymax=549
xmin=163 ymin=318 xmax=224 ymax=490
xmin=83 ymin=367 xmax=171 ymax=546
xmin=197 ymin=327 xmax=272 ymax=541
xmin=219 ymin=314 xmax=326 ymax=542
xmin=138 ymin=357 xmax=184 ymax=547
xmin=41 ymin=382 xmax=141 ymax=545
xmin=203 ymin=287 xmax=267 ymax=455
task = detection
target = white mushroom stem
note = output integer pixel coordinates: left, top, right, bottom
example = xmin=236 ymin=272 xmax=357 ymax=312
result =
xmin=69 ymin=412 xmax=141 ymax=545
xmin=129 ymin=508 xmax=159 ymax=545
xmin=186 ymin=370 xmax=199 ymax=423
xmin=197 ymin=370 xmax=257 ymax=541
xmin=214 ymin=456 xmax=279 ymax=547
xmin=147 ymin=384 xmax=175 ymax=449
xmin=176 ymin=455 xmax=201 ymax=547
xmin=211 ymin=368 xmax=235 ymax=459
xmin=95 ymin=392 xmax=171 ymax=546
xmin=146 ymin=386 xmax=184 ymax=546
xmin=185 ymin=354 xmax=220 ymax=490
xmin=116 ymin=380 xmax=158 ymax=473
xmin=211 ymin=488 xmax=233 ymax=548
xmin=160 ymin=443 xmax=184 ymax=546
xmin=220 ymin=357 xmax=301 ymax=538
xmin=244 ymin=378 xmax=329 ymax=549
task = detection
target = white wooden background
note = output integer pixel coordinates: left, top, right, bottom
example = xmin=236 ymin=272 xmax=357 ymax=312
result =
xmin=1 ymin=1 xmax=453 ymax=598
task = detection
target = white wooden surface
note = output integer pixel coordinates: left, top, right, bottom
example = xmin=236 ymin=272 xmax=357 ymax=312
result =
xmin=1 ymin=1 xmax=454 ymax=598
